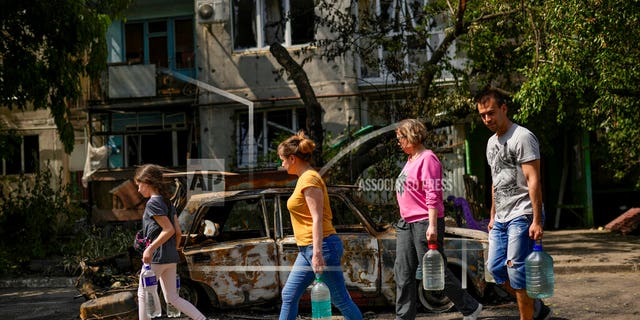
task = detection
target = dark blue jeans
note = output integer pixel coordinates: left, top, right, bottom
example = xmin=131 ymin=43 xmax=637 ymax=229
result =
xmin=394 ymin=217 xmax=480 ymax=319
xmin=279 ymin=234 xmax=362 ymax=320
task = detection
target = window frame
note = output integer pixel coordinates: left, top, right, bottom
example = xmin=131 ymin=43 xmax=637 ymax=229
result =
xmin=2 ymin=134 xmax=39 ymax=175
xmin=92 ymin=111 xmax=189 ymax=169
xmin=123 ymin=16 xmax=195 ymax=77
xmin=231 ymin=0 xmax=315 ymax=51
xmin=235 ymin=107 xmax=306 ymax=168
xmin=355 ymin=0 xmax=449 ymax=84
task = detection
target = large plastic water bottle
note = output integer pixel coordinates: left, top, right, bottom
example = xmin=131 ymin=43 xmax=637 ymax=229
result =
xmin=310 ymin=274 xmax=331 ymax=320
xmin=422 ymin=242 xmax=445 ymax=291
xmin=141 ymin=264 xmax=162 ymax=318
xmin=525 ymin=241 xmax=555 ymax=299
xmin=166 ymin=274 xmax=181 ymax=317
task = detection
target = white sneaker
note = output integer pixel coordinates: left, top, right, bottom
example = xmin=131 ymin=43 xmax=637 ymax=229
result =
xmin=463 ymin=303 xmax=482 ymax=320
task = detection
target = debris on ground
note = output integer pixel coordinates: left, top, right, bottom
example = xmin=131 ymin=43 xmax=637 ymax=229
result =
xmin=605 ymin=207 xmax=640 ymax=235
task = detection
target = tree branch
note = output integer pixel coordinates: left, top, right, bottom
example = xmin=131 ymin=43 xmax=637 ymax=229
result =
xmin=269 ymin=42 xmax=324 ymax=166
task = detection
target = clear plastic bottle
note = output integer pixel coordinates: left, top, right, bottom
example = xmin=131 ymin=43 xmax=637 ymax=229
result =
xmin=525 ymin=242 xmax=555 ymax=299
xmin=166 ymin=274 xmax=181 ymax=318
xmin=310 ymin=275 xmax=332 ymax=320
xmin=141 ymin=264 xmax=162 ymax=318
xmin=422 ymin=242 xmax=445 ymax=291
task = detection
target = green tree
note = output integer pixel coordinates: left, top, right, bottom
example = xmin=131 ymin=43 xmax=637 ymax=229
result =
xmin=0 ymin=0 xmax=132 ymax=153
xmin=510 ymin=1 xmax=640 ymax=184
xmin=310 ymin=0 xmax=640 ymax=186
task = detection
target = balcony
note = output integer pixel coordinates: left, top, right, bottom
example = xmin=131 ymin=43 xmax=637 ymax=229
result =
xmin=89 ymin=64 xmax=196 ymax=102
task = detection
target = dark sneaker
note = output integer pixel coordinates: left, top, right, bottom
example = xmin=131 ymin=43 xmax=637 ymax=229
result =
xmin=463 ymin=303 xmax=482 ymax=320
xmin=534 ymin=303 xmax=552 ymax=320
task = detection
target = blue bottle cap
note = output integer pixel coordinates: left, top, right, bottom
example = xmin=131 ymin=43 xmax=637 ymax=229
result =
xmin=533 ymin=244 xmax=542 ymax=251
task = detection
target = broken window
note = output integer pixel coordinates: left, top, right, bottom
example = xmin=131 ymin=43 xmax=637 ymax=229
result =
xmin=232 ymin=0 xmax=315 ymax=50
xmin=290 ymin=0 xmax=315 ymax=45
xmin=95 ymin=112 xmax=189 ymax=169
xmin=124 ymin=18 xmax=194 ymax=72
xmin=125 ymin=23 xmax=144 ymax=64
xmin=175 ymin=18 xmax=195 ymax=69
xmin=2 ymin=135 xmax=39 ymax=175
xmin=330 ymin=195 xmax=365 ymax=232
xmin=148 ymin=21 xmax=169 ymax=68
xmin=356 ymin=0 xmax=452 ymax=83
xmin=236 ymin=107 xmax=307 ymax=168
xmin=188 ymin=197 xmax=268 ymax=246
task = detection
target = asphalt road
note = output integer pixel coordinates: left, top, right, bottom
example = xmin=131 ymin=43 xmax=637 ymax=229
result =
xmin=1 ymin=271 xmax=639 ymax=320
xmin=0 ymin=286 xmax=84 ymax=320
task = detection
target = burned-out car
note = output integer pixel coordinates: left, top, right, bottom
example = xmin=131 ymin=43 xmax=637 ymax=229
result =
xmin=174 ymin=184 xmax=491 ymax=313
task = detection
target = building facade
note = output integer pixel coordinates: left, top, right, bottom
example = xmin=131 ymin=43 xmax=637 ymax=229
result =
xmin=3 ymin=0 xmax=473 ymax=222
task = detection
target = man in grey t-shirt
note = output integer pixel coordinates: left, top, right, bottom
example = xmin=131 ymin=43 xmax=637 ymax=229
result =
xmin=476 ymin=88 xmax=551 ymax=320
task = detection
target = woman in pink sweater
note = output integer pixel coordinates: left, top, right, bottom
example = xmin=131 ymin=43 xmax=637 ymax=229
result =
xmin=394 ymin=119 xmax=482 ymax=320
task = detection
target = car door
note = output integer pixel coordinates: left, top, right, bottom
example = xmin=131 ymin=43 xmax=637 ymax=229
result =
xmin=182 ymin=194 xmax=280 ymax=308
xmin=274 ymin=191 xmax=381 ymax=305
xmin=329 ymin=193 xmax=380 ymax=298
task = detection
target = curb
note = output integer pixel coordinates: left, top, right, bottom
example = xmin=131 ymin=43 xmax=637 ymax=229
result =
xmin=554 ymin=263 xmax=639 ymax=275
xmin=0 ymin=277 xmax=76 ymax=288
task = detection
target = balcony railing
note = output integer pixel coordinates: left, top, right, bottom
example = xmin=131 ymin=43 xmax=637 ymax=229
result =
xmin=89 ymin=64 xmax=197 ymax=102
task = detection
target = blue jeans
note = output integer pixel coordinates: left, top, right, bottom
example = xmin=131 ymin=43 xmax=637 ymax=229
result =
xmin=279 ymin=234 xmax=362 ymax=320
xmin=487 ymin=215 xmax=535 ymax=289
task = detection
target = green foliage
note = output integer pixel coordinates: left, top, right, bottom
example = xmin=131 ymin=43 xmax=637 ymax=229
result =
xmin=311 ymin=0 xmax=640 ymax=187
xmin=0 ymin=0 xmax=133 ymax=154
xmin=509 ymin=1 xmax=640 ymax=185
xmin=76 ymin=225 xmax=137 ymax=262
xmin=0 ymin=165 xmax=87 ymax=275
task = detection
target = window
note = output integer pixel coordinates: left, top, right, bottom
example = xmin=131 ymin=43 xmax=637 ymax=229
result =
xmin=2 ymin=135 xmax=39 ymax=175
xmin=175 ymin=19 xmax=195 ymax=69
xmin=97 ymin=112 xmax=189 ymax=168
xmin=232 ymin=0 xmax=315 ymax=50
xmin=237 ymin=107 xmax=306 ymax=168
xmin=279 ymin=194 xmax=294 ymax=237
xmin=124 ymin=18 xmax=195 ymax=73
xmin=330 ymin=195 xmax=363 ymax=230
xmin=186 ymin=197 xmax=268 ymax=246
xmin=356 ymin=0 xmax=453 ymax=82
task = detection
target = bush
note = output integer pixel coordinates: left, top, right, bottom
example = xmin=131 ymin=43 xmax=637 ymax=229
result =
xmin=0 ymin=165 xmax=87 ymax=275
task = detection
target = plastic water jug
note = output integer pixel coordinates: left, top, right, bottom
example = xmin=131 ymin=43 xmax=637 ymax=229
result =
xmin=141 ymin=264 xmax=162 ymax=318
xmin=422 ymin=242 xmax=445 ymax=290
xmin=525 ymin=241 xmax=554 ymax=299
xmin=311 ymin=275 xmax=332 ymax=320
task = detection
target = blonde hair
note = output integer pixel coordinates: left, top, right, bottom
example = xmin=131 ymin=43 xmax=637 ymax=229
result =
xmin=278 ymin=130 xmax=316 ymax=162
xmin=396 ymin=119 xmax=428 ymax=145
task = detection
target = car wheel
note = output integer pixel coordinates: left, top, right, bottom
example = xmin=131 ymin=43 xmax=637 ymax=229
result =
xmin=417 ymin=281 xmax=454 ymax=313
xmin=180 ymin=279 xmax=200 ymax=307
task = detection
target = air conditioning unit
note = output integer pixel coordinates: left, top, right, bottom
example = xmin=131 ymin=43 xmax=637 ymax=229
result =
xmin=196 ymin=0 xmax=228 ymax=24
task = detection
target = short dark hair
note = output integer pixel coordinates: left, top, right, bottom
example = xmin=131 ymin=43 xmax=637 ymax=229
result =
xmin=475 ymin=88 xmax=507 ymax=107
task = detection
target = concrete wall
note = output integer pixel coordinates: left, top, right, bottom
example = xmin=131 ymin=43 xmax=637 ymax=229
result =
xmin=0 ymin=108 xmax=70 ymax=189
xmin=193 ymin=1 xmax=365 ymax=169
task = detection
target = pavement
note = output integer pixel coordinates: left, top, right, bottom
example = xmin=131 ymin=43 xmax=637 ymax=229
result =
xmin=0 ymin=229 xmax=638 ymax=320
xmin=0 ymin=229 xmax=638 ymax=289
xmin=541 ymin=228 xmax=640 ymax=274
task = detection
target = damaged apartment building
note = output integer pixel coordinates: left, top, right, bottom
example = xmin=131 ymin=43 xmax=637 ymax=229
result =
xmin=2 ymin=0 xmax=472 ymax=223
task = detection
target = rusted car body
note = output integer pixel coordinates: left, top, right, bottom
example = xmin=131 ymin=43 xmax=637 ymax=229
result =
xmin=176 ymin=185 xmax=490 ymax=312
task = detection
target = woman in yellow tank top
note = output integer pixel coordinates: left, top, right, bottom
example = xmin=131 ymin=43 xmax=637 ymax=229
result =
xmin=277 ymin=131 xmax=362 ymax=320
